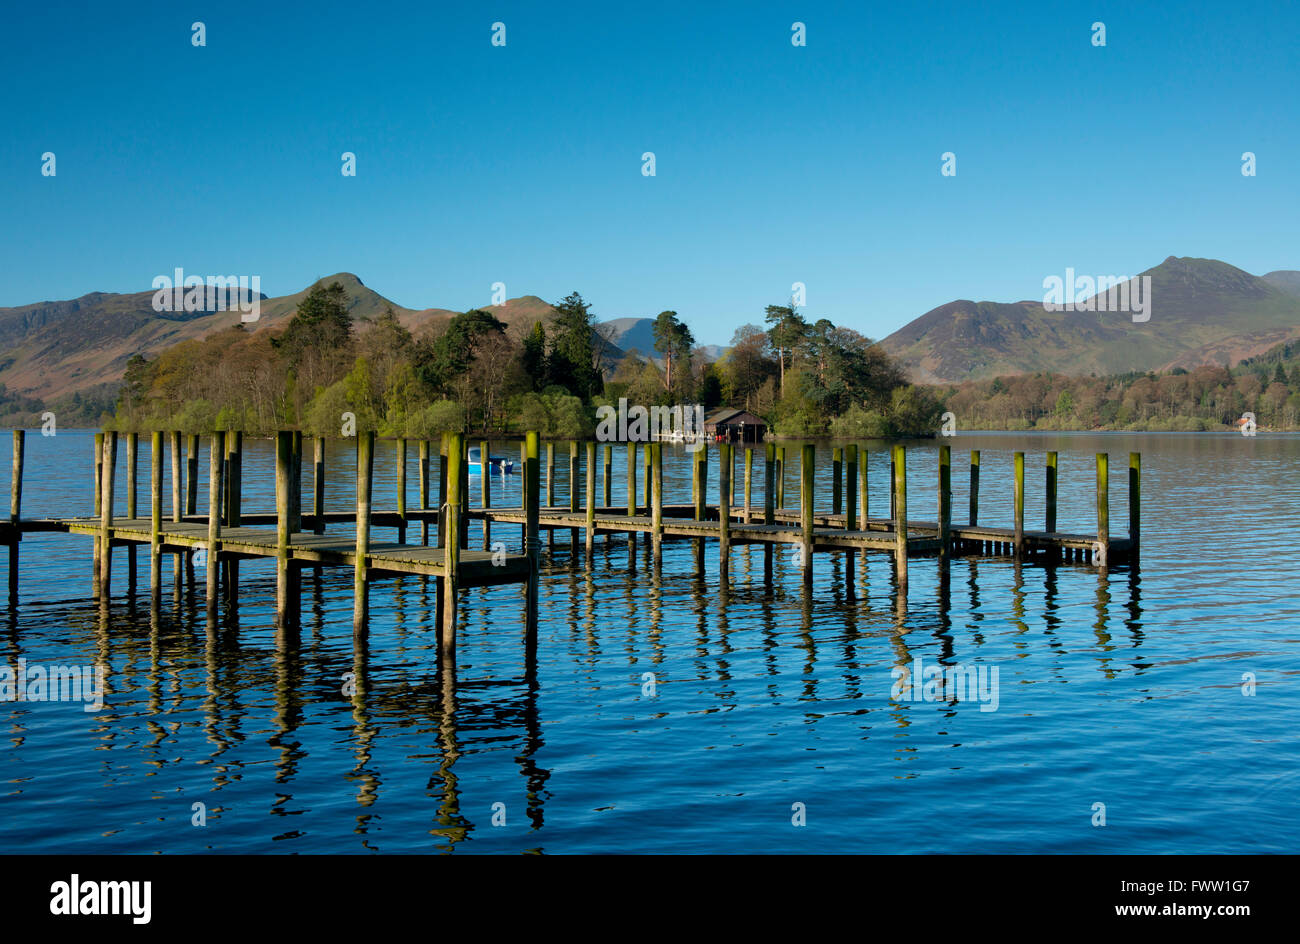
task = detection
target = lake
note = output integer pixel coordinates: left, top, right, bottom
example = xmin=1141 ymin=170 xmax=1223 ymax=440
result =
xmin=1 ymin=429 xmax=1296 ymax=853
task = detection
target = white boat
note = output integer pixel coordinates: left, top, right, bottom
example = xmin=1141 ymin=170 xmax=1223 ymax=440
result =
xmin=468 ymin=445 xmax=514 ymax=474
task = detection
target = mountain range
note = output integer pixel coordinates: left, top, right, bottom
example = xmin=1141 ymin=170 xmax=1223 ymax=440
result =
xmin=3 ymin=256 xmax=1297 ymax=407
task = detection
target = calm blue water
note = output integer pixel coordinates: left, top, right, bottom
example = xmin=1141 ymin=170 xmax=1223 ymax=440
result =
xmin=1 ymin=430 xmax=1296 ymax=853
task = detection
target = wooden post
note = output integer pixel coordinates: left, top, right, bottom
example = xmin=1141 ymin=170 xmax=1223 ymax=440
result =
xmin=938 ymin=445 xmax=951 ymax=560
xmin=313 ymin=437 xmax=326 ymax=535
xmin=643 ymin=444 xmax=651 ymax=514
xmin=225 ymin=431 xmax=242 ymax=602
xmin=524 ymin=431 xmax=540 ymax=646
xmin=169 ymin=430 xmax=182 ymax=590
xmin=893 ymin=444 xmax=908 ymax=592
xmin=569 ymin=440 xmax=579 ymax=549
xmin=775 ymin=446 xmax=785 ymax=510
xmin=585 ymin=441 xmax=596 ymax=558
xmin=9 ymin=430 xmax=24 ymax=603
xmin=150 ymin=431 xmax=162 ymax=596
xmin=1046 ymin=451 xmax=1058 ymax=534
xmin=626 ymin=442 xmax=637 ymax=565
xmin=719 ymin=443 xmax=732 ymax=579
xmin=396 ymin=437 xmax=408 ymax=544
xmin=743 ymin=447 xmax=753 ymax=523
xmin=290 ymin=431 xmax=303 ymax=535
xmin=694 ymin=442 xmax=708 ymax=575
xmin=1129 ymin=452 xmax=1141 ymax=554
xmin=859 ymin=444 xmax=870 ymax=562
xmin=1096 ymin=453 xmax=1109 ymax=567
xmin=603 ymin=443 xmax=612 ymax=509
xmin=845 ymin=443 xmax=858 ymax=584
xmin=437 ymin=433 xmax=448 ymax=549
xmin=651 ymin=442 xmax=663 ymax=564
xmin=459 ymin=436 xmax=469 ymax=549
xmin=800 ymin=443 xmax=814 ymax=587
xmin=441 ymin=432 xmax=461 ymax=654
xmin=354 ymin=431 xmax=374 ymax=632
xmin=1013 ymin=451 xmax=1025 ymax=559
xmin=186 ymin=434 xmax=199 ymax=516
xmin=418 ymin=440 xmax=429 ymax=545
xmin=763 ymin=441 xmax=775 ymax=585
xmin=546 ymin=441 xmax=554 ymax=553
xmin=969 ymin=450 xmax=981 ymax=526
xmin=205 ymin=431 xmax=223 ymax=621
xmin=889 ymin=450 xmax=896 ymax=520
xmin=126 ymin=432 xmax=138 ymax=591
xmin=276 ymin=431 xmax=293 ymax=628
xmin=729 ymin=444 xmax=736 ymax=507
xmin=481 ymin=439 xmax=492 ymax=551
xmin=832 ymin=446 xmax=842 ymax=517
xmin=99 ymin=431 xmax=118 ymax=599
xmin=92 ymin=432 xmax=103 ymax=596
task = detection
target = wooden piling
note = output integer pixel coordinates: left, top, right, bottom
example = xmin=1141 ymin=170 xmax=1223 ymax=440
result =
xmin=126 ymin=432 xmax=138 ymax=591
xmin=603 ymin=443 xmax=612 ymax=508
xmin=9 ymin=430 xmax=23 ymax=603
xmin=546 ymin=442 xmax=554 ymax=552
xmin=1013 ymin=451 xmax=1025 ymax=559
xmin=743 ymin=447 xmax=753 ymax=523
xmin=438 ymin=433 xmax=448 ymax=549
xmin=775 ymin=446 xmax=785 ymax=510
xmin=585 ymin=441 xmax=596 ymax=558
xmin=205 ymin=431 xmax=223 ymax=621
xmin=99 ymin=431 xmax=118 ymax=599
xmin=626 ymin=442 xmax=637 ymax=565
xmin=276 ymin=431 xmax=294 ymax=628
xmin=313 ymin=437 xmax=326 ymax=536
xmin=763 ymin=441 xmax=775 ymax=585
xmin=859 ymin=444 xmax=870 ymax=563
xmin=719 ymin=443 xmax=732 ymax=579
xmin=481 ymin=439 xmax=492 ymax=550
xmin=969 ymin=450 xmax=980 ymax=526
xmin=169 ymin=430 xmax=182 ymax=589
xmin=224 ymin=431 xmax=242 ymax=602
xmin=845 ymin=443 xmax=858 ymax=584
xmin=186 ymin=434 xmax=199 ymax=516
xmin=695 ymin=442 xmax=708 ymax=575
xmin=290 ymin=431 xmax=303 ymax=534
xmin=354 ymin=431 xmax=374 ymax=632
xmin=441 ymin=432 xmax=462 ymax=654
xmin=651 ymin=443 xmax=664 ymax=563
xmin=939 ymin=445 xmax=951 ymax=560
xmin=799 ymin=444 xmax=814 ymax=587
xmin=1096 ymin=452 xmax=1109 ymax=567
xmin=569 ymin=440 xmax=579 ymax=549
xmin=832 ymin=446 xmax=842 ymax=516
xmin=893 ymin=444 xmax=908 ymax=592
xmin=1046 ymin=451 xmax=1058 ymax=535
xmin=397 ymin=438 xmax=408 ymax=544
xmin=150 ymin=431 xmax=162 ymax=595
xmin=1129 ymin=452 xmax=1141 ymax=554
xmin=418 ymin=440 xmax=429 ymax=545
xmin=524 ymin=431 xmax=540 ymax=645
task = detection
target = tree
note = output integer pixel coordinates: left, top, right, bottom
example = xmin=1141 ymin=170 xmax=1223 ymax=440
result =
xmin=549 ymin=292 xmax=601 ymax=400
xmin=521 ymin=321 xmax=548 ymax=390
xmin=764 ymin=304 xmax=807 ymax=396
xmin=651 ymin=310 xmax=694 ymax=396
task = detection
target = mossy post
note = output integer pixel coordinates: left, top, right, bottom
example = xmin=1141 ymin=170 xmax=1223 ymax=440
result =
xmin=290 ymin=431 xmax=303 ymax=535
xmin=99 ymin=431 xmax=118 ymax=600
xmin=694 ymin=441 xmax=708 ymax=576
xmin=481 ymin=439 xmax=491 ymax=551
xmin=569 ymin=440 xmax=579 ymax=549
xmin=9 ymin=430 xmax=23 ymax=604
xmin=149 ymin=431 xmax=162 ymax=598
xmin=832 ymin=446 xmax=842 ymax=517
xmin=92 ymin=432 xmax=103 ymax=597
xmin=1129 ymin=452 xmax=1141 ymax=556
xmin=354 ymin=431 xmax=374 ymax=634
xmin=938 ymin=444 xmax=951 ymax=560
xmin=126 ymin=432 xmax=138 ymax=592
xmin=585 ymin=441 xmax=596 ymax=559
xmin=743 ymin=447 xmax=753 ymax=523
xmin=1095 ymin=453 xmax=1109 ymax=568
xmin=546 ymin=441 xmax=554 ymax=553
xmin=602 ymin=444 xmax=612 ymax=545
xmin=626 ymin=442 xmax=637 ymax=567
xmin=205 ymin=431 xmax=223 ymax=623
xmin=396 ymin=438 xmax=408 ymax=544
xmin=719 ymin=443 xmax=732 ymax=579
xmin=1013 ymin=452 xmax=1025 ymax=559
xmin=800 ymin=443 xmax=815 ymax=588
xmin=969 ymin=450 xmax=981 ymax=527
xmin=763 ymin=441 xmax=775 ymax=585
xmin=845 ymin=443 xmax=858 ymax=584
xmin=1045 ymin=451 xmax=1058 ymax=535
xmin=440 ymin=431 xmax=461 ymax=655
xmin=169 ymin=430 xmax=182 ymax=589
xmin=524 ymin=431 xmax=540 ymax=646
xmin=892 ymin=444 xmax=908 ymax=594
xmin=437 ymin=433 xmax=448 ymax=549
xmin=652 ymin=442 xmax=664 ymax=565
xmin=775 ymin=446 xmax=785 ymax=510
xmin=313 ymin=437 xmax=326 ymax=536
xmin=185 ymin=434 xmax=199 ymax=517
xmin=276 ymin=431 xmax=294 ymax=629
xmin=224 ymin=431 xmax=242 ymax=603
xmin=859 ymin=443 xmax=870 ymax=564
xmin=418 ymin=440 xmax=430 ymax=545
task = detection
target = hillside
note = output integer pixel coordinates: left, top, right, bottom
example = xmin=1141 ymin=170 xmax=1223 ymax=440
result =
xmin=881 ymin=257 xmax=1300 ymax=383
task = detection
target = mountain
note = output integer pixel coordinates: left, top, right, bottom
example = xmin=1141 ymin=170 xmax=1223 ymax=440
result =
xmin=880 ymin=257 xmax=1300 ymax=383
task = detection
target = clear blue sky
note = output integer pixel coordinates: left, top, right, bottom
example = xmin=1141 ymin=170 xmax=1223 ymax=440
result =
xmin=2 ymin=0 xmax=1295 ymax=346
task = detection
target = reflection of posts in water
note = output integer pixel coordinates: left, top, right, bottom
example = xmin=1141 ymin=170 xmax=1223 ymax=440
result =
xmin=1094 ymin=566 xmax=1114 ymax=673
xmin=1124 ymin=562 xmax=1143 ymax=642
xmin=349 ymin=633 xmax=379 ymax=813
xmin=431 ymin=651 xmax=469 ymax=848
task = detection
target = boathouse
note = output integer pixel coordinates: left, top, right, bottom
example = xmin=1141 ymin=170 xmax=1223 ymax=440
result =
xmin=704 ymin=408 xmax=767 ymax=443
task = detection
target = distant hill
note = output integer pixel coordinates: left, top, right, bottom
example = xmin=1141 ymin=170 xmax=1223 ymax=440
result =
xmin=0 ymin=277 xmax=636 ymax=405
xmin=880 ymin=257 xmax=1300 ymax=383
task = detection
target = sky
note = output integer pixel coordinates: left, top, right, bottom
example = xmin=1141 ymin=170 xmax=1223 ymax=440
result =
xmin=2 ymin=0 xmax=1296 ymax=346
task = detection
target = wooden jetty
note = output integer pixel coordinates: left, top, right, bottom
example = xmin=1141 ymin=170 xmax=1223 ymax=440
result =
xmin=3 ymin=430 xmax=1139 ymax=643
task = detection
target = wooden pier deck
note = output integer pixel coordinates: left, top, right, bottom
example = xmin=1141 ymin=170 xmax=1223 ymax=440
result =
xmin=4 ymin=429 xmax=1140 ymax=649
